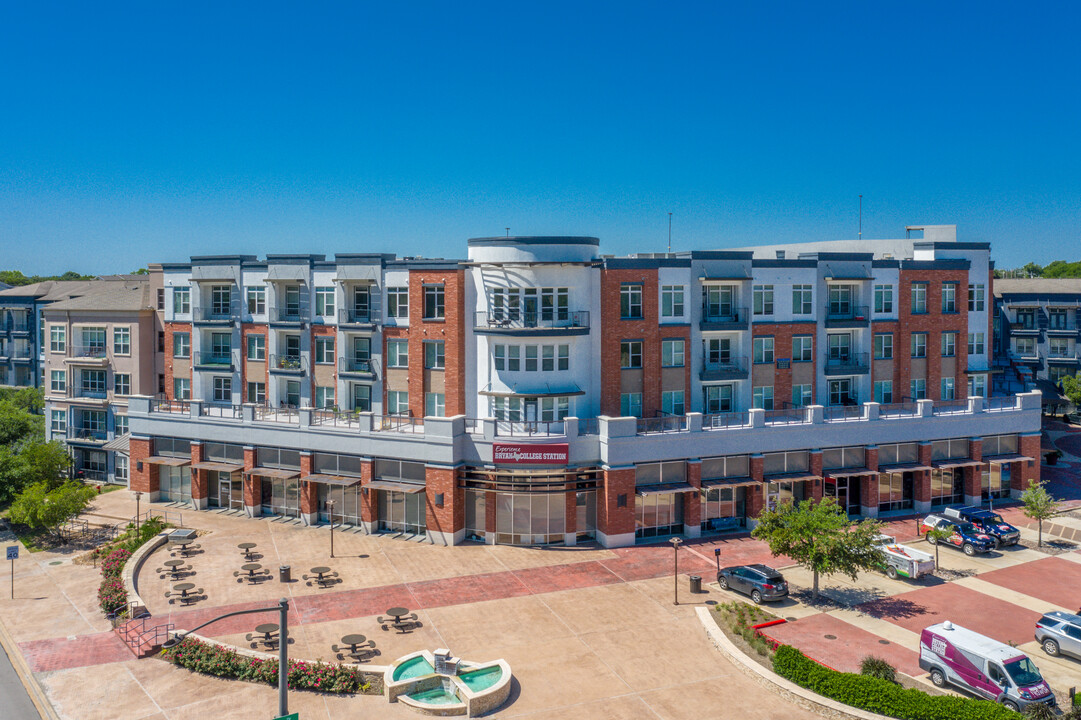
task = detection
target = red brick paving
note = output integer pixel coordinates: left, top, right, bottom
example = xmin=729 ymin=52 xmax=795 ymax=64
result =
xmin=763 ymin=613 xmax=922 ymax=676
xmin=20 ymin=631 xmax=133 ymax=673
xmin=859 ymin=582 xmax=1043 ymax=647
xmin=976 ymin=555 xmax=1081 ymax=612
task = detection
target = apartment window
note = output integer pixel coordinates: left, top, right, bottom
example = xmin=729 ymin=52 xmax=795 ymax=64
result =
xmin=661 ymin=285 xmax=684 ymax=318
xmin=874 ymin=333 xmax=893 ymax=360
xmin=246 ymin=287 xmax=266 ymax=315
xmin=620 ymin=285 xmax=643 ymax=319
xmin=661 ymin=339 xmax=685 ymax=367
xmin=910 ymin=333 xmax=927 ymax=358
xmin=752 ymin=385 xmax=774 ymax=410
xmin=703 ymin=286 xmax=735 ymax=319
xmin=1049 ymin=337 xmax=1071 ymax=357
xmin=425 ymin=340 xmax=445 ymax=369
xmin=115 ymin=373 xmax=131 ymax=396
xmin=507 ymin=345 xmax=521 ymax=371
xmin=315 ymin=287 xmax=335 ymax=316
xmin=968 ymin=374 xmax=987 ymax=398
xmin=247 ymin=381 xmax=266 ymax=404
xmin=158 ymin=332 xmax=164 ymax=352
xmin=620 ymin=341 xmax=642 ymax=369
xmin=211 ymin=332 xmax=232 ymax=358
xmin=174 ymin=378 xmax=191 ymax=400
xmin=792 ymin=384 xmax=812 ymax=407
xmin=50 ymin=326 xmax=66 ymax=353
xmin=874 ymin=285 xmax=893 ymax=314
xmin=557 ymin=344 xmax=569 ymax=370
xmin=115 ymin=455 xmax=128 ymax=481
xmin=1015 ymin=337 xmax=1036 ymax=356
xmin=874 ymin=380 xmax=893 ymax=404
xmin=83 ymin=369 xmax=106 ymax=394
xmin=50 ymin=370 xmax=66 ymax=393
xmin=315 ymin=386 xmax=335 ymax=409
xmin=941 ymin=331 xmax=957 ymax=357
xmin=425 ymin=392 xmax=445 ymax=417
xmin=423 ymin=285 xmax=445 ymax=320
xmin=387 ymin=339 xmax=408 ymax=368
xmin=752 ymin=337 xmax=774 ymax=364
xmin=792 ymin=285 xmax=812 ymax=314
xmin=170 ymin=332 xmax=189 ymax=359
xmin=753 ymin=285 xmax=774 ymax=316
xmin=705 ymin=385 xmax=733 ymax=413
xmin=173 ymin=287 xmax=191 ymax=314
xmin=968 ymin=284 xmax=985 ymax=312
xmin=493 ymin=345 xmax=505 ymax=371
xmin=620 ymin=392 xmax=642 ymax=417
xmin=246 ymin=334 xmax=265 ymax=361
xmin=941 ymin=283 xmax=957 ymax=313
xmin=351 ymin=384 xmax=371 ymax=412
xmin=1049 ymin=365 xmax=1070 ymax=384
xmin=661 ymin=391 xmax=685 ymax=416
xmin=387 ymin=390 xmax=409 ymax=415
xmin=387 ymin=287 xmax=409 ymax=318
xmin=540 ymin=396 xmax=570 ymax=422
xmin=525 ymin=345 xmax=538 ymax=371
xmin=541 ymin=345 xmax=555 ymax=371
xmin=111 ymin=413 xmax=128 ymax=436
xmin=156 ymin=288 xmax=165 ymax=310
xmin=968 ymin=332 xmax=985 ymax=356
xmin=211 ymin=285 xmax=231 ymax=315
xmin=212 ymin=377 xmax=232 ymax=403
xmin=828 ymin=378 xmax=853 ymax=406
xmin=941 ymin=377 xmax=955 ymax=401
xmin=113 ymin=326 xmax=130 ymax=355
xmin=793 ymin=336 xmax=813 ymax=362
xmin=1049 ymin=309 xmax=1068 ymax=330
xmin=50 ymin=410 xmax=66 ymax=433
xmin=314 ymin=336 xmax=335 ymax=364
xmin=910 ymin=283 xmax=927 ymax=314
xmin=909 ymin=378 xmax=926 ymax=400
xmin=158 ymin=373 xmax=165 ymax=394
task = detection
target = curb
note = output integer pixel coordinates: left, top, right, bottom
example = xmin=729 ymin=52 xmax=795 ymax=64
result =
xmin=696 ymin=606 xmax=893 ymax=720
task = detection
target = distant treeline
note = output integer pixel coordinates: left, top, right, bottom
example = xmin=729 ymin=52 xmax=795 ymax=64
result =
xmin=994 ymin=260 xmax=1081 ymax=279
xmin=0 ymin=268 xmax=148 ymax=287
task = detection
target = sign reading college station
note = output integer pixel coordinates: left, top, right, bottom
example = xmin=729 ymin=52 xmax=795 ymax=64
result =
xmin=492 ymin=442 xmax=569 ymax=465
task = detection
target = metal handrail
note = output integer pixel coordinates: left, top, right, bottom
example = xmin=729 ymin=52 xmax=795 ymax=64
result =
xmin=703 ymin=412 xmax=748 ymax=429
xmin=494 ymin=420 xmax=565 ymax=437
xmin=636 ymin=415 xmax=686 ymax=434
xmin=373 ymin=414 xmax=423 ymax=432
xmin=932 ymin=399 xmax=970 ymax=415
xmin=823 ymin=404 xmax=863 ymax=422
xmin=878 ymin=401 xmax=918 ymax=417
xmin=150 ymin=398 xmax=190 ymax=414
xmin=474 ymin=310 xmax=589 ymax=330
xmin=824 ymin=304 xmax=870 ymax=321
xmin=700 ymin=306 xmax=749 ymax=324
xmin=69 ymin=345 xmax=108 ymax=358
xmin=200 ymin=403 xmax=242 ymax=419
xmin=269 ymin=354 xmax=307 ymax=371
xmin=763 ymin=407 xmax=807 ymax=425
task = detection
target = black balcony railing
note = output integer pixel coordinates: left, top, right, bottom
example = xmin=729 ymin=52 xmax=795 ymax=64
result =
xmin=269 ymin=354 xmax=306 ymax=372
xmin=196 ymin=351 xmax=233 ymax=366
xmin=474 ymin=310 xmax=589 ymax=331
xmin=338 ymin=308 xmax=379 ymax=325
xmin=825 ymin=305 xmax=869 ymax=323
xmin=194 ymin=307 xmax=238 ymax=322
xmin=338 ymin=357 xmax=375 ymax=374
xmin=824 ymin=352 xmax=869 ymax=374
xmin=701 ymin=356 xmax=747 ymax=379
xmin=71 ymin=345 xmax=108 ymax=358
xmin=700 ymin=306 xmax=749 ymax=328
xmin=703 ymin=411 xmax=749 ymax=429
xmin=67 ymin=427 xmax=108 ymax=442
xmin=276 ymin=308 xmax=307 ymax=322
xmin=73 ymin=387 xmax=108 ymax=399
xmin=636 ymin=415 xmax=686 ymax=434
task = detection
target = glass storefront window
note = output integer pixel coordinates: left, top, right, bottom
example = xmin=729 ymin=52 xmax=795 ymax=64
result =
xmin=494 ymin=492 xmax=565 ymax=545
xmin=634 ymin=492 xmax=684 ymax=540
xmin=209 ymin=471 xmax=244 ymax=510
xmin=317 ymin=484 xmax=361 ymax=524
xmin=765 ymin=481 xmax=805 ymax=511
xmin=261 ymin=477 xmax=300 ymax=517
xmin=378 ymin=490 xmax=426 ymax=536
xmin=576 ymin=491 xmax=596 ymax=541
xmin=160 ymin=466 xmax=192 ymax=504
xmin=982 ymin=463 xmax=1009 ymax=500
xmin=877 ymin=471 xmax=914 ymax=513
xmin=700 ymin=486 xmax=745 ymax=532
xmin=930 ymin=468 xmax=963 ymax=506
xmin=465 ymin=490 xmax=486 ymax=542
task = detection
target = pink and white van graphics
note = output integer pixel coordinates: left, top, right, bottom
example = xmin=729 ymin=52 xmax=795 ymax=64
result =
xmin=919 ymin=621 xmax=1056 ymax=712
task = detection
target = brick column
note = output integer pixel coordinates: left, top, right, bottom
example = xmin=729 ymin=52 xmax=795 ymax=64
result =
xmin=809 ymin=451 xmax=824 ymax=502
xmin=747 ymin=455 xmax=765 ymax=525
xmin=299 ymin=452 xmax=318 ymax=526
xmin=965 ymin=438 xmax=983 ymax=506
xmin=360 ymin=460 xmax=377 ymax=532
xmin=564 ymin=476 xmax=578 ymax=546
xmin=1015 ymin=433 xmax=1042 ymax=498
xmin=683 ymin=460 xmax=702 ymax=538
xmin=915 ymin=442 xmax=933 ymax=513
xmin=243 ymin=446 xmax=260 ymax=518
xmin=860 ymin=446 xmax=880 ymax=518
xmin=599 ymin=467 xmax=636 ymax=547
xmin=425 ymin=465 xmax=462 ymax=546
xmin=128 ymin=437 xmax=157 ymax=498
xmin=189 ymin=442 xmax=208 ymax=510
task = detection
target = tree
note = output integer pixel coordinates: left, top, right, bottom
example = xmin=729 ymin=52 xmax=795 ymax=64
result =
xmin=923 ymin=525 xmax=954 ymax=569
xmin=751 ymin=496 xmax=884 ymax=601
xmin=8 ymin=481 xmax=97 ymax=541
xmin=1060 ymin=372 xmax=1081 ymax=408
xmin=1021 ymin=261 xmax=1044 ymax=278
xmin=0 ymin=400 xmax=42 ymax=445
xmin=1021 ymin=480 xmax=1060 ymax=547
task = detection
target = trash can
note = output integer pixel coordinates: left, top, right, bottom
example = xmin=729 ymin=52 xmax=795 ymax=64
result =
xmin=279 ymin=565 xmax=291 ymax=583
xmin=689 ymin=575 xmax=702 ymax=594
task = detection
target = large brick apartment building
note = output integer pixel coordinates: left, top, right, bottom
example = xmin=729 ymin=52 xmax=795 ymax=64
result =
xmin=124 ymin=225 xmax=1042 ymax=547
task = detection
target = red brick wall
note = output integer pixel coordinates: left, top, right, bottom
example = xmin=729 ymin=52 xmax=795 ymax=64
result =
xmin=425 ymin=466 xmax=462 ymax=540
xmin=190 ymin=443 xmax=207 ymax=501
xmin=360 ymin=460 xmax=377 ymax=524
xmin=163 ymin=321 xmax=191 ymax=400
xmin=599 ymin=468 xmax=636 ymax=536
xmin=752 ymin=322 xmax=817 ymax=408
xmin=896 ymin=269 xmax=970 ymax=401
xmin=809 ymin=451 xmax=824 ymax=502
xmin=406 ymin=269 xmax=466 ymax=418
xmin=684 ymin=462 xmax=701 ymax=528
xmin=1017 ymin=434 xmax=1041 ymax=491
xmin=129 ymin=437 xmax=155 ymax=494
xmin=916 ymin=442 xmax=934 ymax=503
xmin=564 ymin=477 xmax=578 ymax=536
xmin=860 ymin=447 xmax=880 ymax=511
xmin=748 ymin=455 xmax=765 ymax=518
xmin=243 ymin=446 xmax=260 ymax=510
xmin=300 ymin=453 xmax=317 ymax=516
xmin=600 ymin=269 xmax=662 ymax=416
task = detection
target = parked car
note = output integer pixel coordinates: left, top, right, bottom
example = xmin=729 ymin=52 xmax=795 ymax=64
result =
xmin=717 ymin=564 xmax=788 ymax=604
xmin=920 ymin=620 xmax=1056 ymax=712
xmin=1035 ymin=611 xmax=1081 ymax=661
xmin=872 ymin=534 xmax=935 ymax=580
xmin=920 ymin=514 xmax=995 ymax=555
xmin=943 ymin=506 xmax=1021 ymax=548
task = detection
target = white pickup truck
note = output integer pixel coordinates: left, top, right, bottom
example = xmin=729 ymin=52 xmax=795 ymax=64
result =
xmin=873 ymin=534 xmax=935 ymax=580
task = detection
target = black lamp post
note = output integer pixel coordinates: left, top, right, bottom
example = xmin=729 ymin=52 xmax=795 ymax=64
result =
xmin=162 ymin=598 xmax=291 ymax=716
xmin=669 ymin=537 xmax=682 ymax=605
xmin=326 ymin=499 xmax=335 ymax=559
xmin=133 ymin=491 xmax=143 ymax=534
xmin=714 ymin=547 xmax=721 ymax=574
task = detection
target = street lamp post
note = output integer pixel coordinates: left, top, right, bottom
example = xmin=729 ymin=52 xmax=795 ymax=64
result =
xmin=162 ymin=598 xmax=291 ymax=717
xmin=669 ymin=537 xmax=682 ymax=605
xmin=133 ymin=491 xmax=143 ymax=535
xmin=326 ymin=499 xmax=336 ymax=559
xmin=714 ymin=547 xmax=721 ymax=575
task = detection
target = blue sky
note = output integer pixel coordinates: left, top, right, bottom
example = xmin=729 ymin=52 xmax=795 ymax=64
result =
xmin=1 ymin=2 xmax=1078 ymax=274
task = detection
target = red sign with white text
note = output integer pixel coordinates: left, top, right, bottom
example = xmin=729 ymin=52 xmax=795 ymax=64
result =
xmin=492 ymin=442 xmax=569 ymax=465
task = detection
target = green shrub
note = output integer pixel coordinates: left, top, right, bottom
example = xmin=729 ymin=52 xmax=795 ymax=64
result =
xmin=773 ymin=645 xmax=1022 ymax=720
xmin=98 ymin=577 xmax=127 ymax=613
xmin=1023 ymin=702 xmax=1057 ymax=720
xmin=859 ymin=655 xmax=896 ymax=683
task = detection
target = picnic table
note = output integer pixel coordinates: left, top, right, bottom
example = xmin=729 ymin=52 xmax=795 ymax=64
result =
xmin=332 ymin=634 xmax=378 ymax=662
xmin=237 ymin=542 xmax=258 ymax=561
xmin=378 ymin=607 xmax=419 ymax=633
xmin=233 ymin=563 xmax=270 ymax=583
xmin=303 ymin=566 xmax=339 ymax=588
xmin=170 ymin=538 xmax=201 ymax=558
xmin=165 ymin=582 xmax=203 ymax=605
xmin=156 ymin=559 xmax=192 ymax=581
xmin=245 ymin=623 xmax=279 ymax=648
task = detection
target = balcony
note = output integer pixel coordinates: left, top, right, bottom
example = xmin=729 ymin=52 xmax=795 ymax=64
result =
xmin=700 ymin=356 xmax=748 ymax=381
xmin=474 ymin=310 xmax=590 ymax=335
xmin=1045 ymin=320 xmax=1079 ymax=335
xmin=10 ymin=347 xmax=34 ymax=363
xmin=824 ymin=352 xmax=870 ymax=375
xmin=1046 ymin=350 xmax=1081 ymax=365
xmin=700 ymin=307 xmax=749 ymax=332
xmin=338 ymin=356 xmax=377 ymax=378
xmin=67 ymin=426 xmax=108 ymax=444
xmin=824 ymin=305 xmax=869 ymax=328
xmin=338 ymin=308 xmax=380 ymax=328
xmin=194 ymin=351 xmax=235 ymax=371
xmin=65 ymin=345 xmax=109 ymax=365
xmin=272 ymin=307 xmax=308 ymax=326
xmin=193 ymin=306 xmax=238 ymax=325
xmin=269 ymin=354 xmax=307 ymax=375
xmin=6 ymin=320 xmax=30 ymax=335
xmin=71 ymin=386 xmax=108 ymax=401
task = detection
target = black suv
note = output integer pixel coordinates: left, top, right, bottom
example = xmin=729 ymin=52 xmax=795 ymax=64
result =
xmin=717 ymin=564 xmax=788 ymax=604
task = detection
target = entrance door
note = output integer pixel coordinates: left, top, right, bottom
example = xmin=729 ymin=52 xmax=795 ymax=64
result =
xmin=829 ymin=379 xmax=852 ymax=405
xmin=523 ymin=293 xmax=538 ymax=327
xmin=524 ymin=401 xmax=538 ymax=423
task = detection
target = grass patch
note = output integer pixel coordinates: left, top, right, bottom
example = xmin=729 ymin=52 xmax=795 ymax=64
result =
xmin=712 ymin=600 xmax=778 ymax=657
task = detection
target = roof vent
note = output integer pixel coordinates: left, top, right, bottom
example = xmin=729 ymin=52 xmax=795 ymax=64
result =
xmin=942 ymin=621 xmax=954 ymax=631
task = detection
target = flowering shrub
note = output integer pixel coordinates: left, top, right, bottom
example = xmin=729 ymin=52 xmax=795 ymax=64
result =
xmin=100 ymin=548 xmax=132 ymax=578
xmin=162 ymin=637 xmax=380 ymax=694
xmin=98 ymin=577 xmax=128 ymax=613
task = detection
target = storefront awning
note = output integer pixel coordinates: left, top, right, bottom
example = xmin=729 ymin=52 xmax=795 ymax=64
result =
xmin=932 ymin=459 xmax=984 ymax=470
xmin=825 ymin=468 xmax=878 ymax=479
xmin=983 ymin=454 xmax=1036 ymax=464
xmin=145 ymin=456 xmax=191 ymax=467
xmin=303 ymin=473 xmax=362 ymax=488
xmin=636 ymin=483 xmax=698 ymax=496
xmin=764 ymin=472 xmax=820 ymax=484
xmin=877 ymin=463 xmax=932 ymax=473
xmin=367 ymin=479 xmax=426 ymax=494
xmin=191 ymin=461 xmax=244 ymax=473
xmin=246 ymin=467 xmax=300 ymax=479
xmin=479 ymin=384 xmax=584 ymax=398
xmin=701 ymin=476 xmax=758 ymax=489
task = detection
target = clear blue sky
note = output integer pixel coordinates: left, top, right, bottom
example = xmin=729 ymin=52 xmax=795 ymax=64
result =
xmin=1 ymin=1 xmax=1078 ymax=274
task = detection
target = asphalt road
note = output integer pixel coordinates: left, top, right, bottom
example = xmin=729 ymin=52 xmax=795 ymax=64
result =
xmin=0 ymin=641 xmax=40 ymax=719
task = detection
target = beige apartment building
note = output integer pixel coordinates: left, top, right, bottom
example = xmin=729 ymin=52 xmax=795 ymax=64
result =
xmin=43 ymin=278 xmax=161 ymax=483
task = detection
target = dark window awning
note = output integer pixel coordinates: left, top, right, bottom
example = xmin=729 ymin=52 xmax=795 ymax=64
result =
xmin=984 ymin=454 xmax=1035 ymax=464
xmin=103 ymin=432 xmax=131 ymax=453
xmin=479 ymin=384 xmax=584 ymax=398
xmin=367 ymin=479 xmax=425 ymax=494
xmin=932 ymin=459 xmax=983 ymax=470
xmin=636 ymin=482 xmax=698 ymax=496
xmin=246 ymin=467 xmax=300 ymax=479
xmin=764 ymin=472 xmax=819 ymax=483
xmin=824 ymin=468 xmax=878 ymax=479
xmin=145 ymin=456 xmax=191 ymax=467
xmin=192 ymin=461 xmax=244 ymax=473
xmin=877 ymin=463 xmax=932 ymax=473
xmin=303 ymin=473 xmax=362 ymax=488
xmin=701 ymin=476 xmax=757 ymax=489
